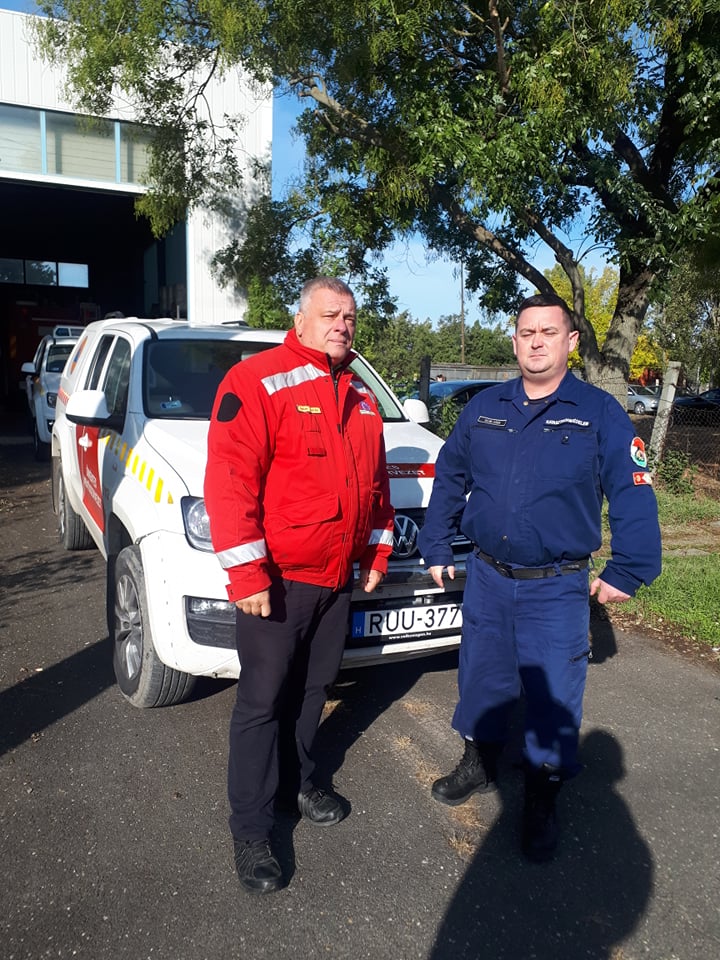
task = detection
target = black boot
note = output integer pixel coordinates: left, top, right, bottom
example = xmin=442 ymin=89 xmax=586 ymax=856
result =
xmin=521 ymin=764 xmax=563 ymax=862
xmin=431 ymin=738 xmax=499 ymax=806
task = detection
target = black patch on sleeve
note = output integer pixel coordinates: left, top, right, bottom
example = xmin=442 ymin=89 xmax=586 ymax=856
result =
xmin=217 ymin=392 xmax=243 ymax=422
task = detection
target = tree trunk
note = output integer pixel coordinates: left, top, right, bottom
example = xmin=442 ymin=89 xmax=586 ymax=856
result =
xmin=582 ymin=260 xmax=655 ymax=405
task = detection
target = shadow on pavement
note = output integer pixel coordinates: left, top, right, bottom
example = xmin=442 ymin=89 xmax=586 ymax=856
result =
xmin=0 ymin=636 xmax=115 ymax=756
xmin=312 ymin=650 xmax=460 ymax=789
xmin=428 ymin=728 xmax=653 ymax=960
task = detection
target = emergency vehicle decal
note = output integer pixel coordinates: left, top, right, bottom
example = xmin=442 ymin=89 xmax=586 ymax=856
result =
xmin=58 ymin=387 xmax=70 ymax=406
xmin=633 ymin=471 xmax=653 ymax=486
xmin=106 ymin=432 xmax=175 ymax=504
xmin=68 ymin=336 xmax=88 ymax=376
xmin=630 ymin=437 xmax=648 ymax=468
xmin=387 ymin=462 xmax=436 ymax=479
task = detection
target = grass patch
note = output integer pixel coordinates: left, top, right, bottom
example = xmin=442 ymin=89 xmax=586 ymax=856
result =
xmin=654 ymin=489 xmax=720 ymax=525
xmin=625 ymin=554 xmax=720 ymax=645
xmin=597 ymin=486 xmax=720 ymax=647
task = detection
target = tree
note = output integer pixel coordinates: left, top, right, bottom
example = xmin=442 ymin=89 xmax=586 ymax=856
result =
xmin=35 ymin=2 xmax=720 ymax=399
xmin=543 ymin=263 xmax=663 ymax=378
xmin=650 ymin=260 xmax=720 ymax=388
xmin=355 ymin=311 xmax=435 ymax=391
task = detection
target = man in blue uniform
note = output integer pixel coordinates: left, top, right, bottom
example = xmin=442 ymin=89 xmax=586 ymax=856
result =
xmin=418 ymin=293 xmax=661 ymax=862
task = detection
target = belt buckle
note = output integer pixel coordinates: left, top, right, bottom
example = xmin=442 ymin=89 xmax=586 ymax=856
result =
xmin=493 ymin=557 xmax=514 ymax=578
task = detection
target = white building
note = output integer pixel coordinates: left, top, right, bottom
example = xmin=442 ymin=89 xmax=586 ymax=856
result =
xmin=0 ymin=9 xmax=272 ymax=405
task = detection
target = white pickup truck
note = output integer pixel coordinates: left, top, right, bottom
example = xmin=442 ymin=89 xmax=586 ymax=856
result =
xmin=52 ymin=316 xmax=468 ymax=707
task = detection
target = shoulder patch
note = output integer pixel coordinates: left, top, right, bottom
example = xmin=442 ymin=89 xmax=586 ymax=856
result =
xmin=217 ymin=392 xmax=242 ymax=422
xmin=633 ymin=471 xmax=653 ymax=486
xmin=630 ymin=437 xmax=648 ymax=468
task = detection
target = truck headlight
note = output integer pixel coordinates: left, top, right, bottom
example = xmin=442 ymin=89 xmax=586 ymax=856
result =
xmin=181 ymin=497 xmax=214 ymax=552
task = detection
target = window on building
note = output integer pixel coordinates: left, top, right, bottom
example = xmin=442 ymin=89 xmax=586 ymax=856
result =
xmin=0 ymin=103 xmax=152 ymax=185
xmin=45 ymin=113 xmax=116 ymax=181
xmin=0 ymin=104 xmax=42 ymax=173
xmin=0 ymin=258 xmax=24 ymax=283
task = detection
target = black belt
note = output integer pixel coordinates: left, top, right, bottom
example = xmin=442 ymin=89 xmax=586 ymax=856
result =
xmin=474 ymin=549 xmax=589 ymax=580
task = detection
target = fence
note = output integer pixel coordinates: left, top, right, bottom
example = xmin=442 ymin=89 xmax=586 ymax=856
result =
xmin=633 ymin=409 xmax=720 ymax=498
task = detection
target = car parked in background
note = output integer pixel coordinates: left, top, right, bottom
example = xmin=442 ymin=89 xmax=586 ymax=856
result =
xmin=671 ymin=387 xmax=720 ymax=425
xmin=627 ymin=384 xmax=659 ymax=415
xmin=21 ymin=326 xmax=82 ymax=459
xmin=409 ymin=379 xmax=498 ymax=408
xmin=51 ymin=316 xmax=470 ymax=708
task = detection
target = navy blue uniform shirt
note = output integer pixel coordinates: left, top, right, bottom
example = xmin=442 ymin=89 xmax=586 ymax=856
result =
xmin=418 ymin=371 xmax=662 ymax=597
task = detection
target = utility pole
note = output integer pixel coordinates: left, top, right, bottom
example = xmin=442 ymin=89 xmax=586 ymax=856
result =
xmin=460 ymin=261 xmax=466 ymax=364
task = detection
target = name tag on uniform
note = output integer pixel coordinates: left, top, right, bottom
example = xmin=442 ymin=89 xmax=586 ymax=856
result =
xmin=475 ymin=415 xmax=507 ymax=427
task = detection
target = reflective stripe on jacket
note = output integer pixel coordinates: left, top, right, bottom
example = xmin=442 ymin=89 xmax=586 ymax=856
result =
xmin=204 ymin=329 xmax=394 ymax=602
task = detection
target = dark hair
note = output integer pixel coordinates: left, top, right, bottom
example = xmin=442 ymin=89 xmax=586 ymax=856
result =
xmin=299 ymin=276 xmax=356 ymax=312
xmin=515 ymin=293 xmax=574 ymax=330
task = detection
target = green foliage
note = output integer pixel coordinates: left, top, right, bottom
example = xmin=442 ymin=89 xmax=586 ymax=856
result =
xmin=428 ymin=397 xmax=462 ymax=440
xmin=626 ymin=554 xmax=720 ymax=645
xmin=654 ymin=488 xmax=720 ymax=526
xmin=653 ymin=451 xmax=696 ymax=496
xmin=649 ymin=256 xmax=720 ymax=387
xmin=35 ymin=0 xmax=720 ymax=388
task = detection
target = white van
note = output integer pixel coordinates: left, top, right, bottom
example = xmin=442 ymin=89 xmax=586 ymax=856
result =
xmin=52 ymin=317 xmax=468 ymax=707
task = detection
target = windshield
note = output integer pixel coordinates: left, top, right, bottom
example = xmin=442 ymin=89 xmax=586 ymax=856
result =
xmin=349 ymin=355 xmax=405 ymax=422
xmin=46 ymin=343 xmax=75 ymax=373
xmin=144 ymin=339 xmax=407 ymax=421
xmin=144 ymin=340 xmax=264 ymax=418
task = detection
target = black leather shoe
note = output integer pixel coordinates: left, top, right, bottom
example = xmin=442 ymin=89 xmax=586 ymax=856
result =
xmin=233 ymin=839 xmax=284 ymax=894
xmin=297 ymin=787 xmax=346 ymax=826
xmin=431 ymin=739 xmax=499 ymax=806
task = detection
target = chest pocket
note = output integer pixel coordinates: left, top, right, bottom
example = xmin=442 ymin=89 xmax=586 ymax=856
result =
xmin=536 ymin=424 xmax=597 ymax=480
xmin=298 ymin=408 xmax=327 ymax=457
xmin=469 ymin=419 xmax=513 ymax=477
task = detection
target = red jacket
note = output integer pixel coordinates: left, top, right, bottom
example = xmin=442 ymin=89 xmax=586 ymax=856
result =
xmin=204 ymin=329 xmax=395 ymax=602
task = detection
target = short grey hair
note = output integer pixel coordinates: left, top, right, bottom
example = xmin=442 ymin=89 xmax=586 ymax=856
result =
xmin=299 ymin=276 xmax=356 ymax=312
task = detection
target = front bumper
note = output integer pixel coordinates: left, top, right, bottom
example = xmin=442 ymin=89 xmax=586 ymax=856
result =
xmin=140 ymin=531 xmax=466 ymax=679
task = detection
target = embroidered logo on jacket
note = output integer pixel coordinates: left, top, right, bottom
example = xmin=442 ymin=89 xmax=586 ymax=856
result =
xmin=296 ymin=404 xmax=322 ymax=414
xmin=544 ymin=417 xmax=590 ymax=427
xmin=630 ymin=437 xmax=648 ymax=468
xmin=633 ymin=471 xmax=653 ymax=486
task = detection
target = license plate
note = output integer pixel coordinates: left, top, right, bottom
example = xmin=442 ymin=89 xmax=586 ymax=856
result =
xmin=351 ymin=602 xmax=462 ymax=639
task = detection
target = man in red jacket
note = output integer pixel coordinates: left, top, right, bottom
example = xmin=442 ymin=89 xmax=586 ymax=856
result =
xmin=205 ymin=276 xmax=394 ymax=894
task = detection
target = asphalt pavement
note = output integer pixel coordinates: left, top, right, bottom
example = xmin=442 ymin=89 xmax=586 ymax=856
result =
xmin=1 ymin=411 xmax=719 ymax=960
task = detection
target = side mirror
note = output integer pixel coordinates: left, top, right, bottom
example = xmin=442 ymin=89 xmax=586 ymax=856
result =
xmin=21 ymin=362 xmax=36 ymax=375
xmin=403 ymin=398 xmax=430 ymax=425
xmin=66 ymin=389 xmax=123 ymax=430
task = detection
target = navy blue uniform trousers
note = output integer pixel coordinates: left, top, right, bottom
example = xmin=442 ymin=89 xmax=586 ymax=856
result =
xmin=455 ymin=551 xmax=591 ymax=774
xmin=228 ymin=577 xmax=351 ymax=842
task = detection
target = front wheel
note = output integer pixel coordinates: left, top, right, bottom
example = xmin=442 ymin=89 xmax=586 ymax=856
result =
xmin=111 ymin=545 xmax=196 ymax=708
xmin=633 ymin=401 xmax=646 ymax=415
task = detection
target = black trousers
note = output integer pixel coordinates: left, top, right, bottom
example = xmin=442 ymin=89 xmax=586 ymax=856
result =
xmin=228 ymin=577 xmax=351 ymax=842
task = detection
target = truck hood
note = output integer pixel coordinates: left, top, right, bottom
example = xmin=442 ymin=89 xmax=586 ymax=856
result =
xmin=143 ymin=419 xmax=210 ymax=496
xmin=383 ymin=420 xmax=444 ymax=509
xmin=142 ymin=417 xmax=444 ymax=508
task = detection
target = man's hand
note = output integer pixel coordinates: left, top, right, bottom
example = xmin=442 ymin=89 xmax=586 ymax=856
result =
xmin=357 ymin=568 xmax=384 ymax=593
xmin=428 ymin=565 xmax=455 ymax=589
xmin=589 ymin=578 xmax=631 ymax=605
xmin=235 ymin=589 xmax=272 ymax=617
